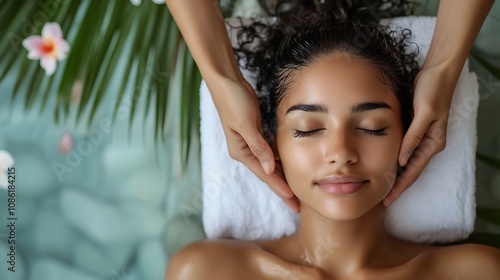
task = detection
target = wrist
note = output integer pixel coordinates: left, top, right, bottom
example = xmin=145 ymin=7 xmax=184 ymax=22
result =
xmin=204 ymin=72 xmax=247 ymax=93
xmin=421 ymin=55 xmax=465 ymax=84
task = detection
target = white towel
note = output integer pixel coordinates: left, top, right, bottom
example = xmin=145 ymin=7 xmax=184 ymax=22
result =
xmin=201 ymin=16 xmax=478 ymax=243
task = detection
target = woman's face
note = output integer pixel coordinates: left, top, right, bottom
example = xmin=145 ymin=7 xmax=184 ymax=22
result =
xmin=276 ymin=53 xmax=404 ymax=221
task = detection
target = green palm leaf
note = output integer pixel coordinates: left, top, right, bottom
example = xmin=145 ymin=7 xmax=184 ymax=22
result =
xmin=0 ymin=0 xmax=239 ymax=167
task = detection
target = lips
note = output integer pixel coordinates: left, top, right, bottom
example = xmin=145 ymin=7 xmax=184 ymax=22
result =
xmin=314 ymin=175 xmax=368 ymax=195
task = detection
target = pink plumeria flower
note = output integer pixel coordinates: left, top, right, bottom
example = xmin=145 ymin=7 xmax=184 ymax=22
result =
xmin=130 ymin=0 xmax=165 ymax=6
xmin=22 ymin=22 xmax=70 ymax=76
xmin=59 ymin=132 xmax=73 ymax=154
xmin=0 ymin=150 xmax=14 ymax=189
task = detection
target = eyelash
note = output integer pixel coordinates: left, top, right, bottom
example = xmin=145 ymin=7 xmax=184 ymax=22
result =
xmin=293 ymin=129 xmax=323 ymax=138
xmin=292 ymin=128 xmax=387 ymax=138
xmin=360 ymin=128 xmax=388 ymax=136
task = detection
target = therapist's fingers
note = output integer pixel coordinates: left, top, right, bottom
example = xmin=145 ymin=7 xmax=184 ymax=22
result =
xmin=243 ymin=151 xmax=300 ymax=212
xmin=385 ymin=118 xmax=447 ymax=207
xmin=272 ymin=160 xmax=301 ymax=212
xmin=224 ymin=125 xmax=299 ymax=212
xmin=384 ymin=151 xmax=430 ymax=207
xmin=227 ymin=123 xmax=276 ymax=175
xmin=398 ymin=109 xmax=432 ymax=166
xmin=245 ymin=130 xmax=276 ymax=175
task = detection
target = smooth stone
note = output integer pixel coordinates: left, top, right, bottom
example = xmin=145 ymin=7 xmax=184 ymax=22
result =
xmin=3 ymin=121 xmax=48 ymax=143
xmin=109 ymin=262 xmax=139 ymax=280
xmin=29 ymin=258 xmax=102 ymax=280
xmin=0 ymin=242 xmax=26 ymax=280
xmin=137 ymin=240 xmax=168 ymax=280
xmin=15 ymin=155 xmax=57 ymax=197
xmin=0 ymin=190 xmax=11 ymax=228
xmin=59 ymin=188 xmax=137 ymax=244
xmin=72 ymin=240 xmax=111 ymax=277
xmin=102 ymin=242 xmax=136 ymax=274
xmin=48 ymin=135 xmax=104 ymax=190
xmin=15 ymin=194 xmax=36 ymax=229
xmin=39 ymin=192 xmax=60 ymax=211
xmin=102 ymin=144 xmax=150 ymax=179
xmin=19 ymin=208 xmax=79 ymax=261
xmin=71 ymin=239 xmax=134 ymax=278
xmin=163 ymin=216 xmax=205 ymax=255
xmin=121 ymin=202 xmax=166 ymax=239
xmin=102 ymin=170 xmax=166 ymax=209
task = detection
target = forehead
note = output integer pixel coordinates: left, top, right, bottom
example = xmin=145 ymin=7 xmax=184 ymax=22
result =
xmin=279 ymin=53 xmax=398 ymax=109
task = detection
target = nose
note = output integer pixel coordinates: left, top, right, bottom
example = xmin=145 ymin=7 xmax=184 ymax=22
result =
xmin=322 ymin=130 xmax=359 ymax=166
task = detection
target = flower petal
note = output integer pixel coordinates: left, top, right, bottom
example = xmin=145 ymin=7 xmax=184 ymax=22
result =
xmin=0 ymin=150 xmax=14 ymax=171
xmin=130 ymin=0 xmax=142 ymax=6
xmin=42 ymin=22 xmax=63 ymax=39
xmin=22 ymin=36 xmax=45 ymax=59
xmin=41 ymin=56 xmax=57 ymax=76
xmin=0 ymin=173 xmax=7 ymax=190
xmin=151 ymin=0 xmax=165 ymax=4
xmin=22 ymin=36 xmax=44 ymax=50
xmin=55 ymin=38 xmax=70 ymax=60
xmin=59 ymin=133 xmax=73 ymax=154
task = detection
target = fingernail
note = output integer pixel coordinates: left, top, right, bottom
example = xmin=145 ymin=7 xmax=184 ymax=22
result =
xmin=279 ymin=188 xmax=293 ymax=198
xmin=262 ymin=161 xmax=273 ymax=175
xmin=400 ymin=152 xmax=410 ymax=165
xmin=383 ymin=198 xmax=390 ymax=207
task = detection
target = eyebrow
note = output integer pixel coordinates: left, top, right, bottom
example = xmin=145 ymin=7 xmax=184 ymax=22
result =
xmin=285 ymin=102 xmax=392 ymax=115
xmin=351 ymin=102 xmax=392 ymax=113
xmin=285 ymin=104 xmax=327 ymax=115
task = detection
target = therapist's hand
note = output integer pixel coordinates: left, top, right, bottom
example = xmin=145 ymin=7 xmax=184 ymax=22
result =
xmin=211 ymin=77 xmax=300 ymax=213
xmin=384 ymin=64 xmax=455 ymax=207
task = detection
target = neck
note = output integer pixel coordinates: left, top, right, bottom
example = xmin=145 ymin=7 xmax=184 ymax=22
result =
xmin=289 ymin=203 xmax=395 ymax=276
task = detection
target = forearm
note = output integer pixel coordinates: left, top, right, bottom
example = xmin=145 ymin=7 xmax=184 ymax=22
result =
xmin=424 ymin=0 xmax=495 ymax=75
xmin=165 ymin=0 xmax=244 ymax=84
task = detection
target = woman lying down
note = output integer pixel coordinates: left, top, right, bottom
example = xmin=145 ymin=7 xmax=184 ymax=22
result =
xmin=166 ymin=1 xmax=500 ymax=279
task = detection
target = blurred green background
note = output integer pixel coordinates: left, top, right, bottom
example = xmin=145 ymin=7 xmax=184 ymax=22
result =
xmin=0 ymin=0 xmax=499 ymax=279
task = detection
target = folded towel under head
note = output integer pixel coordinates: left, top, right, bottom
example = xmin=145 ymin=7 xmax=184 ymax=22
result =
xmin=201 ymin=16 xmax=478 ymax=244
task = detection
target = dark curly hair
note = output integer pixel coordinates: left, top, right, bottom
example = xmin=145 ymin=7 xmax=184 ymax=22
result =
xmin=230 ymin=0 xmax=420 ymax=138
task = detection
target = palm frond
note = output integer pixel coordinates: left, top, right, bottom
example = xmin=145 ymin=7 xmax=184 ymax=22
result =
xmin=0 ymin=0 xmax=240 ymax=167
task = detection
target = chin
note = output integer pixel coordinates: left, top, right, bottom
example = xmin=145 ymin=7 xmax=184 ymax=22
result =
xmin=309 ymin=197 xmax=383 ymax=221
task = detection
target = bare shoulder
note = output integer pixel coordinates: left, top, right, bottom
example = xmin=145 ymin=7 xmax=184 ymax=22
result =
xmin=165 ymin=239 xmax=261 ymax=280
xmin=427 ymin=244 xmax=500 ymax=279
xmin=165 ymin=238 xmax=321 ymax=280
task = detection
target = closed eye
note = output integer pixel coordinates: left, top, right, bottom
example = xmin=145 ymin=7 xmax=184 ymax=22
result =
xmin=358 ymin=128 xmax=387 ymax=136
xmin=293 ymin=129 xmax=323 ymax=138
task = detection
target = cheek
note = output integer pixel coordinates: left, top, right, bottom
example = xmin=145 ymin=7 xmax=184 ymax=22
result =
xmin=361 ymin=135 xmax=401 ymax=190
xmin=277 ymin=136 xmax=318 ymax=192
